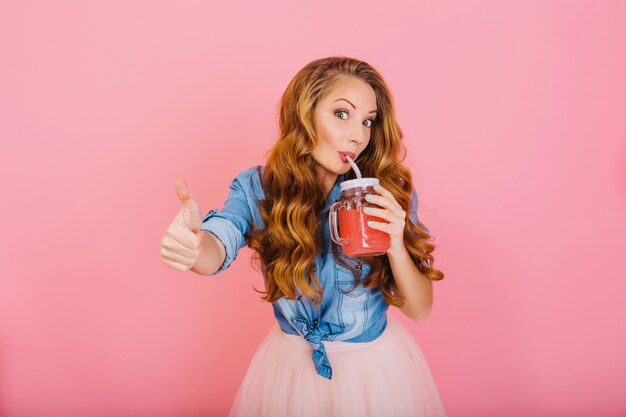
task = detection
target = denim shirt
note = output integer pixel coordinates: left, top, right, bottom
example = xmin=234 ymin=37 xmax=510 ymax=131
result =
xmin=200 ymin=165 xmax=430 ymax=379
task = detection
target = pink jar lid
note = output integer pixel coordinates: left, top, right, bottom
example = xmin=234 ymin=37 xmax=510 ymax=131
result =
xmin=339 ymin=177 xmax=379 ymax=192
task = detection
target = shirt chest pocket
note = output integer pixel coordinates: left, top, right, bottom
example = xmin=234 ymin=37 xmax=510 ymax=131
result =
xmin=333 ymin=260 xmax=372 ymax=337
xmin=334 ymin=261 xmax=373 ymax=298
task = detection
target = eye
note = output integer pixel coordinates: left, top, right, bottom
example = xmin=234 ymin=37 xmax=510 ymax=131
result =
xmin=335 ymin=110 xmax=376 ymax=129
xmin=335 ymin=110 xmax=348 ymax=120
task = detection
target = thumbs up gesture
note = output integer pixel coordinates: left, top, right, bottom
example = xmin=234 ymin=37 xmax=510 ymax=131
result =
xmin=160 ymin=179 xmax=206 ymax=271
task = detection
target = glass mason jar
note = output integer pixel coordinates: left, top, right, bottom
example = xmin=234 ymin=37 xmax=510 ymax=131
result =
xmin=329 ymin=178 xmax=390 ymax=257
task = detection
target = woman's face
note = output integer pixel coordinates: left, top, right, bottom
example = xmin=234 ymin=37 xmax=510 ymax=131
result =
xmin=312 ymin=76 xmax=378 ymax=183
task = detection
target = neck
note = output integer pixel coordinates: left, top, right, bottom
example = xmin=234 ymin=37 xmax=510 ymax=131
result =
xmin=314 ymin=164 xmax=338 ymax=200
xmin=321 ymin=174 xmax=338 ymax=200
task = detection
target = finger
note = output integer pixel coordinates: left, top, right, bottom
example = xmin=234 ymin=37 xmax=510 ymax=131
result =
xmin=161 ymin=256 xmax=192 ymax=272
xmin=163 ymin=229 xmax=203 ymax=253
xmin=162 ymin=237 xmax=197 ymax=259
xmin=175 ymin=179 xmax=203 ymax=232
xmin=365 ymin=192 xmax=399 ymax=212
xmin=374 ymin=185 xmax=403 ymax=211
xmin=367 ymin=219 xmax=404 ymax=235
xmin=363 ymin=206 xmax=406 ymax=222
xmin=161 ymin=246 xmax=198 ymax=267
xmin=367 ymin=215 xmax=406 ymax=230
xmin=175 ymin=178 xmax=194 ymax=204
xmin=371 ymin=184 xmax=403 ymax=210
xmin=362 ymin=206 xmax=395 ymax=222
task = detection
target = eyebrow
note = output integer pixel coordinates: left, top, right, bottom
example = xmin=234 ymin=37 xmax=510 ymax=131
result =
xmin=334 ymin=98 xmax=378 ymax=114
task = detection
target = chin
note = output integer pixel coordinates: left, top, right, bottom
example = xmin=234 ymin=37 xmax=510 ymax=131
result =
xmin=340 ymin=165 xmax=352 ymax=174
xmin=336 ymin=160 xmax=352 ymax=175
xmin=313 ymin=158 xmax=331 ymax=171
xmin=313 ymin=155 xmax=347 ymax=177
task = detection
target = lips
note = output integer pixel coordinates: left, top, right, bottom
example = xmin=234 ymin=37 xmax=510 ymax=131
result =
xmin=339 ymin=151 xmax=356 ymax=162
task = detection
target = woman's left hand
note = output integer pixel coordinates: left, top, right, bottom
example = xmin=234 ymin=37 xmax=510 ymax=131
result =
xmin=363 ymin=184 xmax=407 ymax=256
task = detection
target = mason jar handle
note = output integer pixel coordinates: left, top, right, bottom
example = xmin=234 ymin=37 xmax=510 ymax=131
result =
xmin=329 ymin=201 xmax=347 ymax=247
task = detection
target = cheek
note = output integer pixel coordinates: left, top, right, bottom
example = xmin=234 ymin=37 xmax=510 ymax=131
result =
xmin=316 ymin=121 xmax=342 ymax=147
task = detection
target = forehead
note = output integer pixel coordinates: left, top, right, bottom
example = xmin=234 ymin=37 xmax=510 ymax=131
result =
xmin=323 ymin=77 xmax=377 ymax=106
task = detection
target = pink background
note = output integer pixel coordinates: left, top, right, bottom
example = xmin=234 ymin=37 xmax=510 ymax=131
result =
xmin=1 ymin=1 xmax=625 ymax=416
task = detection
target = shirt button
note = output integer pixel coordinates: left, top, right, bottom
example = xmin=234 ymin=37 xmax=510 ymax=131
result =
xmin=313 ymin=319 xmax=318 ymax=326
xmin=356 ymin=263 xmax=362 ymax=271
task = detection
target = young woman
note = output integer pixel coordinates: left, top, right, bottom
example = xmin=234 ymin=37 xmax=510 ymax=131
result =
xmin=161 ymin=56 xmax=447 ymax=416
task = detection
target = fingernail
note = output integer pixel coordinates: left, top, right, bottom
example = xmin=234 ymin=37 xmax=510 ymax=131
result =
xmin=366 ymin=194 xmax=374 ymax=200
xmin=374 ymin=184 xmax=381 ymax=190
xmin=364 ymin=207 xmax=372 ymax=213
xmin=367 ymin=220 xmax=374 ymax=226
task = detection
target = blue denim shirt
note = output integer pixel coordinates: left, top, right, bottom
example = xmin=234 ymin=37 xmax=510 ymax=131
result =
xmin=200 ymin=165 xmax=430 ymax=379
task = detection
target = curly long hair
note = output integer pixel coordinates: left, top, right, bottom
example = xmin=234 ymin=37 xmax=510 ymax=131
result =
xmin=246 ymin=55 xmax=444 ymax=307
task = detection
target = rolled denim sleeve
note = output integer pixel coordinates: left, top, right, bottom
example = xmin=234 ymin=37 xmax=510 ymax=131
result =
xmin=409 ymin=187 xmax=432 ymax=267
xmin=200 ymin=172 xmax=254 ymax=276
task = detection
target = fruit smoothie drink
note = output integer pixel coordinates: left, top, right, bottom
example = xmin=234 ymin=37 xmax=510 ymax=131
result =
xmin=329 ymin=156 xmax=390 ymax=257
xmin=336 ymin=200 xmax=390 ymax=256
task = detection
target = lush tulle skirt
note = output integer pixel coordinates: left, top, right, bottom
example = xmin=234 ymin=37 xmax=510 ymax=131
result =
xmin=228 ymin=313 xmax=447 ymax=417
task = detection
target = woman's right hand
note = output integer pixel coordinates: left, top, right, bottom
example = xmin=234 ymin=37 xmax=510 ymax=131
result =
xmin=160 ymin=179 xmax=206 ymax=272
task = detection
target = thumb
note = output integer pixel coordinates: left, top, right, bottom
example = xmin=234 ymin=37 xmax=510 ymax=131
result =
xmin=175 ymin=179 xmax=203 ymax=233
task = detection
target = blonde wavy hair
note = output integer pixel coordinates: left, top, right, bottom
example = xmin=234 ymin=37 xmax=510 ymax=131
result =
xmin=246 ymin=55 xmax=444 ymax=307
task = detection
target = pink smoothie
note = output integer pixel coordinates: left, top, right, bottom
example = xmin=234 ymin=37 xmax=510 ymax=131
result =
xmin=338 ymin=208 xmax=390 ymax=257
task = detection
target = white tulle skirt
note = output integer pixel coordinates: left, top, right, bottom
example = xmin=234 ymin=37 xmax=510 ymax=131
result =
xmin=228 ymin=313 xmax=447 ymax=417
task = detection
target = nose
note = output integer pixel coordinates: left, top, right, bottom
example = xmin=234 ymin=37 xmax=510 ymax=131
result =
xmin=348 ymin=134 xmax=363 ymax=146
xmin=348 ymin=124 xmax=367 ymax=146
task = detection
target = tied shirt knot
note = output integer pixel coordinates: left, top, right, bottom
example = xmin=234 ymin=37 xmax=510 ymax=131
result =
xmin=290 ymin=317 xmax=343 ymax=379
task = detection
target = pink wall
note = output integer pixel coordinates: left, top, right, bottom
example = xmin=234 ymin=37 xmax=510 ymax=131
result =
xmin=1 ymin=1 xmax=625 ymax=416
